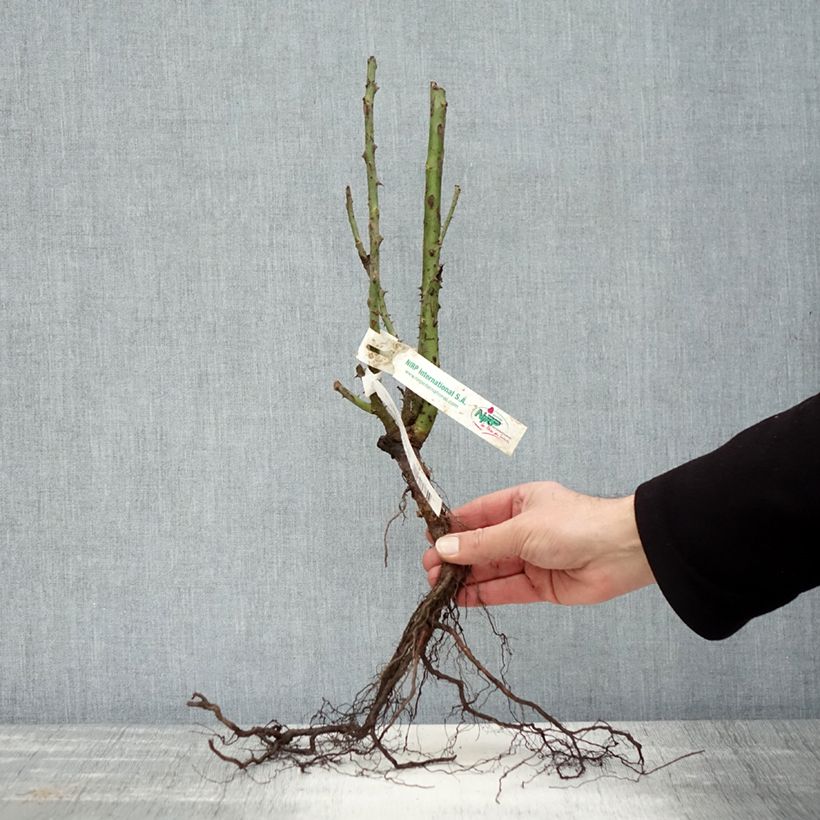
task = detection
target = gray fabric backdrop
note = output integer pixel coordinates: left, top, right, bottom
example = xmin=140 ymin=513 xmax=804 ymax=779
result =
xmin=1 ymin=0 xmax=818 ymax=726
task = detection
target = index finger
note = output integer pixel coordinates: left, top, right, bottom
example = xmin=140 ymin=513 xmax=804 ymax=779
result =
xmin=447 ymin=485 xmax=526 ymax=532
xmin=424 ymin=485 xmax=527 ymax=545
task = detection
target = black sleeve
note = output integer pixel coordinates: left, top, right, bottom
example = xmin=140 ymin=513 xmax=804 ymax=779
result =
xmin=633 ymin=391 xmax=820 ymax=640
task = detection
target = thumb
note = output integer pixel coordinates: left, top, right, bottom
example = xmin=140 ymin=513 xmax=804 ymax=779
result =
xmin=435 ymin=518 xmax=522 ymax=565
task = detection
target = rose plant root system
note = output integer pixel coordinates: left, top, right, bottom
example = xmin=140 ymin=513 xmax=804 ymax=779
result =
xmin=188 ymin=536 xmax=650 ymax=783
xmin=188 ymin=440 xmax=679 ymax=788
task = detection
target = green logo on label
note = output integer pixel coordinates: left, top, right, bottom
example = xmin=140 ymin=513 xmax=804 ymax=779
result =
xmin=474 ymin=406 xmax=502 ymax=427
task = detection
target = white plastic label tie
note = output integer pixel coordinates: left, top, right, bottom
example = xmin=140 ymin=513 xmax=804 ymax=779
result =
xmin=360 ymin=368 xmax=443 ymax=517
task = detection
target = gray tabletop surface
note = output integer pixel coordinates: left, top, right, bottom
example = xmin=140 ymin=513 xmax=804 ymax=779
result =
xmin=0 ymin=721 xmax=818 ymax=819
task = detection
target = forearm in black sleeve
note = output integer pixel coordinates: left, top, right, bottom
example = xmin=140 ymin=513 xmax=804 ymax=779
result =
xmin=634 ymin=391 xmax=820 ymax=640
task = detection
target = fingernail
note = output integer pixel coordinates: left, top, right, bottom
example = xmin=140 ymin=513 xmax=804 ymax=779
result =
xmin=436 ymin=536 xmax=459 ymax=557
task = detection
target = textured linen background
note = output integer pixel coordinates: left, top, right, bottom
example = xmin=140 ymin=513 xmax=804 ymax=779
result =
xmin=1 ymin=1 xmax=818 ymax=725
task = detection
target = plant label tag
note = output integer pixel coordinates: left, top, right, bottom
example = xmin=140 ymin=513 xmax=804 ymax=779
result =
xmin=357 ymin=329 xmax=527 ymax=456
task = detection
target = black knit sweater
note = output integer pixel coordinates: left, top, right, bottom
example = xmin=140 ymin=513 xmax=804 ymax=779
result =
xmin=634 ymin=392 xmax=820 ymax=640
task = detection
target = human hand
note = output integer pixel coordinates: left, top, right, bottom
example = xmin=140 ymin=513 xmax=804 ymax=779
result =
xmin=422 ymin=481 xmax=655 ymax=606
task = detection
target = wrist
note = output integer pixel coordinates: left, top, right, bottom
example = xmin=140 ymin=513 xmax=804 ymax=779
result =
xmin=612 ymin=494 xmax=642 ymax=548
xmin=605 ymin=494 xmax=656 ymax=590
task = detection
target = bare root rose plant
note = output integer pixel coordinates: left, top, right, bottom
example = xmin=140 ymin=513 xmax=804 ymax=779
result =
xmin=188 ymin=57 xmax=692 ymax=792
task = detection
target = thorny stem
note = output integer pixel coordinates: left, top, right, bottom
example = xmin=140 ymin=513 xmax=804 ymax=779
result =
xmin=361 ymin=56 xmax=395 ymax=337
xmin=405 ymin=82 xmax=450 ymax=444
xmin=411 ymin=182 xmax=461 ymax=443
xmin=418 ymin=82 xmax=448 ymax=365
xmin=345 ymin=185 xmax=368 ymax=270
xmin=338 ymin=57 xmax=398 ymax=429
xmin=333 ymin=379 xmax=372 ymax=414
